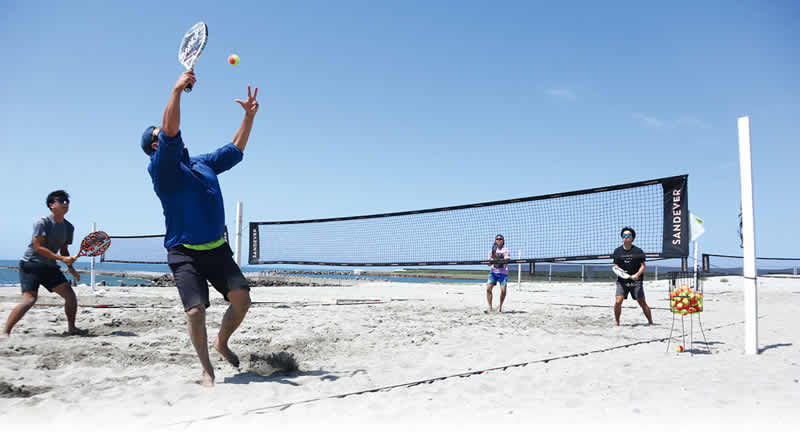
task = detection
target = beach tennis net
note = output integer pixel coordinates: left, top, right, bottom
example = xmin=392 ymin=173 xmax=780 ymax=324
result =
xmin=702 ymin=254 xmax=800 ymax=278
xmin=250 ymin=175 xmax=689 ymax=266
xmin=100 ymin=228 xmax=229 ymax=264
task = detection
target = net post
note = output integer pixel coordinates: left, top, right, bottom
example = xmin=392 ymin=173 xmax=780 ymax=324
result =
xmin=655 ymin=265 xmax=658 ymax=282
xmin=235 ymin=201 xmax=243 ymax=266
xmin=738 ymin=115 xmax=759 ymax=355
xmin=581 ymin=264 xmax=585 ymax=283
xmin=90 ymin=222 xmax=96 ymax=291
xmin=694 ymin=240 xmax=699 ymax=290
xmin=548 ymin=264 xmax=552 ymax=281
xmin=517 ymin=249 xmax=522 ymax=291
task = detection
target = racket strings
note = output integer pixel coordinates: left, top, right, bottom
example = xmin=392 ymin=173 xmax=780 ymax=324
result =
xmin=80 ymin=232 xmax=111 ymax=257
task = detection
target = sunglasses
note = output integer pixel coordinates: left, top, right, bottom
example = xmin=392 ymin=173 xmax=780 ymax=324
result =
xmin=495 ymin=238 xmax=504 ymax=241
xmin=52 ymin=198 xmax=69 ymax=205
xmin=622 ymin=233 xmax=632 ymax=238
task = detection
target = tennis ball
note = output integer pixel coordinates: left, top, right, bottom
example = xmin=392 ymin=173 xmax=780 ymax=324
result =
xmin=228 ymin=54 xmax=240 ymax=66
xmin=676 ymin=345 xmax=684 ymax=353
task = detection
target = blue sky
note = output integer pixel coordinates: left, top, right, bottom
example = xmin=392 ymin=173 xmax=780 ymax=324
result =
xmin=1 ymin=0 xmax=798 ymax=262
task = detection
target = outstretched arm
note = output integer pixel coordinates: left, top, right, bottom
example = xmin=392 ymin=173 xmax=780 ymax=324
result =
xmin=232 ymin=85 xmax=259 ymax=152
xmin=162 ymin=71 xmax=196 ymax=137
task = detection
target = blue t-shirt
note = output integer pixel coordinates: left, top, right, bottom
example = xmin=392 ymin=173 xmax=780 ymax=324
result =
xmin=148 ymin=130 xmax=243 ymax=249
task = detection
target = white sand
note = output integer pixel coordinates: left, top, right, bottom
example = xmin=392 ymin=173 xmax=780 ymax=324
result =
xmin=0 ymin=276 xmax=798 ymax=435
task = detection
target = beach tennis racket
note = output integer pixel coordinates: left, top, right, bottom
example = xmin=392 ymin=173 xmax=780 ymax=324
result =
xmin=178 ymin=22 xmax=208 ymax=93
xmin=612 ymin=265 xmax=631 ymax=279
xmin=75 ymin=231 xmax=111 ymax=259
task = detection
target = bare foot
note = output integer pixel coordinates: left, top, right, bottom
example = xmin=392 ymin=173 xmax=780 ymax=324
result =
xmin=213 ymin=337 xmax=240 ymax=368
xmin=498 ymin=307 xmax=503 ymax=313
xmin=201 ymin=370 xmax=215 ymax=387
xmin=65 ymin=327 xmax=88 ymax=336
xmin=0 ymin=332 xmax=9 ymax=340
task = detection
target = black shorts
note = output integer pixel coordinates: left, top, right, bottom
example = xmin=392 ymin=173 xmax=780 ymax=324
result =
xmin=19 ymin=260 xmax=68 ymax=293
xmin=167 ymin=242 xmax=250 ymax=311
xmin=616 ymin=279 xmax=645 ymax=300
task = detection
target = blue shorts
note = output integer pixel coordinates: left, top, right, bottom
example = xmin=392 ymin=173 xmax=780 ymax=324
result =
xmin=19 ymin=260 xmax=68 ymax=293
xmin=487 ymin=272 xmax=508 ymax=286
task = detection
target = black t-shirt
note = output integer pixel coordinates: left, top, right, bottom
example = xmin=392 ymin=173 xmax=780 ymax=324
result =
xmin=613 ymin=245 xmax=645 ymax=278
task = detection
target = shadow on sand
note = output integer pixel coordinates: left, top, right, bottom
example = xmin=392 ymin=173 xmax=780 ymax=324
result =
xmin=759 ymin=343 xmax=792 ymax=353
xmin=223 ymin=368 xmax=358 ymax=386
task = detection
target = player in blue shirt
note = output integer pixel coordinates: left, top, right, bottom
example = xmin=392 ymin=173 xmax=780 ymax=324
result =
xmin=140 ymin=70 xmax=259 ymax=387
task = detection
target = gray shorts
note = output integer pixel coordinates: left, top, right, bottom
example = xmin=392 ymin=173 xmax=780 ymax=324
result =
xmin=616 ymin=280 xmax=645 ymax=300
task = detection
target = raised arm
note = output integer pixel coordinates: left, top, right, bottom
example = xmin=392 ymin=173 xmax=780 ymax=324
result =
xmin=232 ymin=85 xmax=259 ymax=152
xmin=162 ymin=71 xmax=196 ymax=137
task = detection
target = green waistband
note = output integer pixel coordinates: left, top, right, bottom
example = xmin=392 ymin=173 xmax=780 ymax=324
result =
xmin=182 ymin=237 xmax=225 ymax=251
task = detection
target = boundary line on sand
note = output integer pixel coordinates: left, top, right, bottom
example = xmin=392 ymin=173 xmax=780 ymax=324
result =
xmin=166 ymin=318 xmax=752 ymax=428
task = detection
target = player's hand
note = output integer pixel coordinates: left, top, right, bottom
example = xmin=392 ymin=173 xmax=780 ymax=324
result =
xmin=631 ymin=274 xmax=640 ymax=281
xmin=61 ymin=256 xmax=77 ymax=266
xmin=174 ymin=71 xmax=197 ymax=92
xmin=235 ymin=85 xmax=259 ymax=117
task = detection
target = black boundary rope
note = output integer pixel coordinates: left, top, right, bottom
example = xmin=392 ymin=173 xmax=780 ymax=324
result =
xmin=165 ymin=317 xmax=749 ymax=428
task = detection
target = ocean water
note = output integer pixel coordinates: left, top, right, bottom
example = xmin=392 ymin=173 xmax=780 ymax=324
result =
xmin=0 ymin=260 xmax=157 ymax=287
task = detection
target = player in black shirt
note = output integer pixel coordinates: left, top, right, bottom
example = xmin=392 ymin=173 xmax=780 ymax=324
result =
xmin=612 ymin=227 xmax=653 ymax=326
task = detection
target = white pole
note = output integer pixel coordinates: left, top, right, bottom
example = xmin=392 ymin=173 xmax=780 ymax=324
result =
xmin=694 ymin=240 xmax=700 ymax=290
xmin=738 ymin=116 xmax=759 ymax=355
xmin=548 ymin=264 xmax=552 ymax=281
xmin=234 ymin=201 xmax=243 ymax=266
xmin=655 ymin=265 xmax=658 ymax=282
xmin=91 ymin=222 xmax=96 ymax=291
xmin=517 ymin=249 xmax=522 ymax=292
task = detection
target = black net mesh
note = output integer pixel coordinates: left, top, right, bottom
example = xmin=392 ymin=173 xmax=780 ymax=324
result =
xmin=251 ymin=176 xmax=688 ymax=266
xmin=702 ymin=254 xmax=800 ymax=278
xmin=100 ymin=228 xmax=228 ymax=264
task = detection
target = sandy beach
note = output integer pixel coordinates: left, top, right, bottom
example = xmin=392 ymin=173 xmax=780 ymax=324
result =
xmin=0 ymin=276 xmax=798 ymax=435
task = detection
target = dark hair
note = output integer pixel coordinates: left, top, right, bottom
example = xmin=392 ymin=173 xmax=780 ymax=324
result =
xmin=492 ymin=234 xmax=504 ymax=258
xmin=46 ymin=190 xmax=69 ymax=208
xmin=620 ymin=227 xmax=636 ymax=241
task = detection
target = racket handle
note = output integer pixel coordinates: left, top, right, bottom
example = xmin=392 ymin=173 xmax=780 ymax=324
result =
xmin=184 ymin=83 xmax=193 ymax=93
